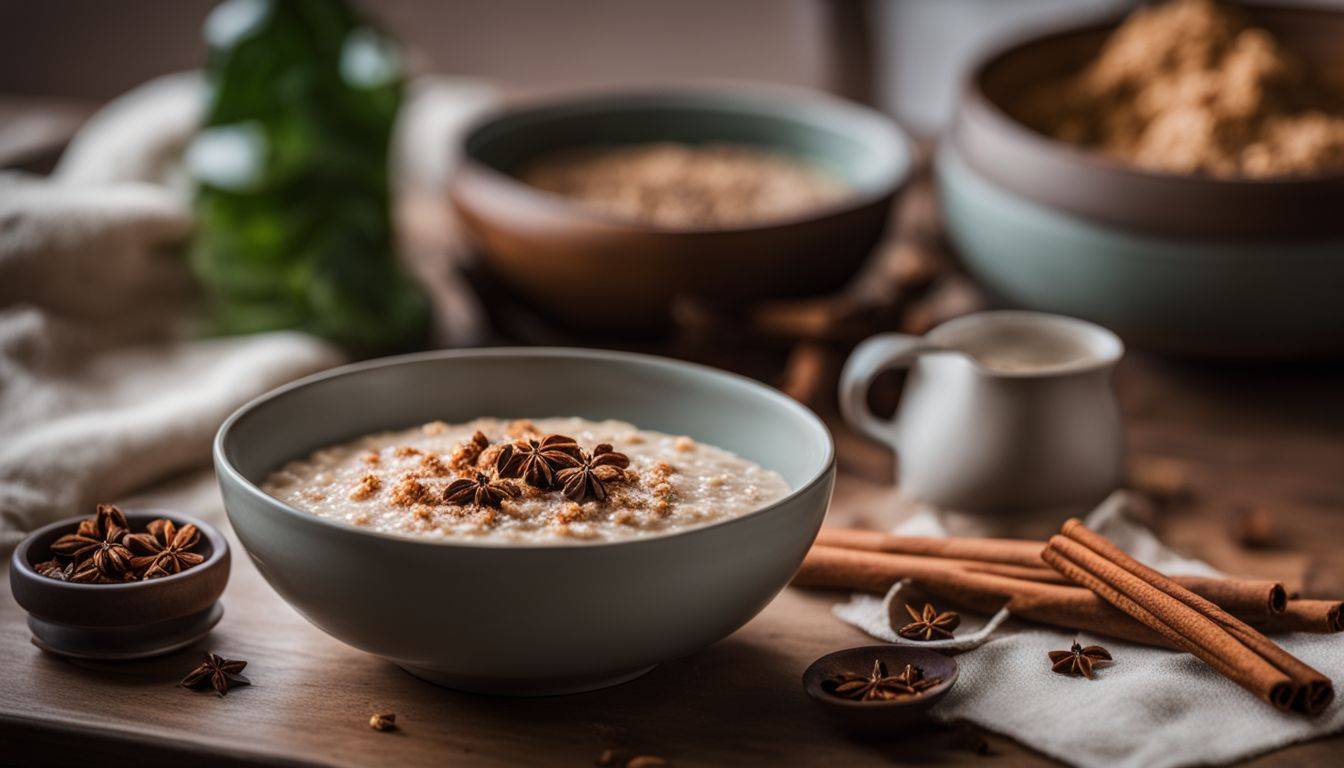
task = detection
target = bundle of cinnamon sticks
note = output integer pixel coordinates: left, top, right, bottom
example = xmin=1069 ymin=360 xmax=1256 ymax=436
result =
xmin=794 ymin=524 xmax=1340 ymax=714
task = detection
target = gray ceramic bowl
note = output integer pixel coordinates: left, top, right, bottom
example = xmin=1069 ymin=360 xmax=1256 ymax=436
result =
xmin=214 ymin=348 xmax=834 ymax=695
xmin=939 ymin=5 xmax=1344 ymax=357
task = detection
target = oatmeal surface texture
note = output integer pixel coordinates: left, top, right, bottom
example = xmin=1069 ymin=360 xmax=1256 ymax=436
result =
xmin=519 ymin=143 xmax=851 ymax=227
xmin=262 ymin=418 xmax=790 ymax=543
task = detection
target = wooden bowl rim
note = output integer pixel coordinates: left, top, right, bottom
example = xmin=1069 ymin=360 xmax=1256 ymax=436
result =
xmin=453 ymin=84 xmax=915 ymax=235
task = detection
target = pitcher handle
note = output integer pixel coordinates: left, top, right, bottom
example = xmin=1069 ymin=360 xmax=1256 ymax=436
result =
xmin=839 ymin=334 xmax=943 ymax=446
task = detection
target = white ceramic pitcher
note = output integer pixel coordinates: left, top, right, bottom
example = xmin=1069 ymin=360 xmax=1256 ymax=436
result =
xmin=839 ymin=311 xmax=1125 ymax=515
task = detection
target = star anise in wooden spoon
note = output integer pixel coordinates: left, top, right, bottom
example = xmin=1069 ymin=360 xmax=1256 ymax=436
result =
xmin=126 ymin=518 xmax=205 ymax=579
xmin=556 ymin=444 xmax=631 ymax=503
xmin=495 ymin=434 xmax=583 ymax=488
xmin=444 ymin=473 xmax=520 ymax=508
xmin=1048 ymin=642 xmax=1113 ymax=679
xmin=897 ymin=602 xmax=961 ymax=641
xmin=824 ymin=660 xmax=944 ymax=701
xmin=180 ymin=651 xmax=250 ymax=696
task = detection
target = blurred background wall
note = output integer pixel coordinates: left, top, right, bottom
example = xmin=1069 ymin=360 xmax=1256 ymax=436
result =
xmin=5 ymin=0 xmax=1341 ymax=139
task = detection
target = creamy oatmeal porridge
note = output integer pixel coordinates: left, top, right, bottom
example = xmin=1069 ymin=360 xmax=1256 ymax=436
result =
xmin=262 ymin=417 xmax=790 ymax=543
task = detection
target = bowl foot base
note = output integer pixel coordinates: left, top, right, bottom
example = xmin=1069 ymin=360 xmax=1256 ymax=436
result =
xmin=28 ymin=602 xmax=224 ymax=661
xmin=398 ymin=662 xmax=656 ymax=696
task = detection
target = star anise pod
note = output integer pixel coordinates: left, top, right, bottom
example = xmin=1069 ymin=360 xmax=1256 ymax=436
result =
xmin=180 ymin=651 xmax=250 ymax=696
xmin=824 ymin=659 xmax=944 ymax=702
xmin=127 ymin=518 xmax=205 ymax=579
xmin=444 ymin=473 xmax=520 ymax=508
xmin=495 ymin=434 xmax=583 ymax=488
xmin=897 ymin=602 xmax=961 ymax=641
xmin=34 ymin=559 xmax=70 ymax=581
xmin=1048 ymin=642 xmax=1113 ymax=679
xmin=556 ymin=444 xmax=630 ymax=503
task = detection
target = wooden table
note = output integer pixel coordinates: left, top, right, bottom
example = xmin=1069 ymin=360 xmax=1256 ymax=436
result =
xmin=3 ymin=352 xmax=1342 ymax=767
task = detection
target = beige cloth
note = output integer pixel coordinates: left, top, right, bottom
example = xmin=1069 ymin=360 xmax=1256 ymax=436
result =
xmin=832 ymin=492 xmax=1344 ymax=768
xmin=0 ymin=72 xmax=496 ymax=547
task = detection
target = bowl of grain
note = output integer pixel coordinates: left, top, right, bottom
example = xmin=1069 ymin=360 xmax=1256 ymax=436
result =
xmin=939 ymin=0 xmax=1344 ymax=357
xmin=450 ymin=86 xmax=912 ymax=334
xmin=215 ymin=348 xmax=834 ymax=695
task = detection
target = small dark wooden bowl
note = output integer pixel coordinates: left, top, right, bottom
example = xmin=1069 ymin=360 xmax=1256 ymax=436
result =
xmin=9 ymin=510 xmax=230 ymax=660
xmin=803 ymin=645 xmax=959 ymax=737
xmin=451 ymin=87 xmax=912 ymax=335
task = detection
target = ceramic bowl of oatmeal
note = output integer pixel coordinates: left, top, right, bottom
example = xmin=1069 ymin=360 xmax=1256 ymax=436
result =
xmin=939 ymin=0 xmax=1344 ymax=357
xmin=214 ymin=348 xmax=834 ymax=694
xmin=450 ymin=85 xmax=912 ymax=335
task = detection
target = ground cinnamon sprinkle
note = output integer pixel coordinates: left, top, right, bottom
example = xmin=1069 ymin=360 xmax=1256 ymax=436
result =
xmin=1013 ymin=0 xmax=1344 ymax=177
xmin=506 ymin=419 xmax=539 ymax=438
xmin=449 ymin=430 xmax=490 ymax=470
xmin=390 ymin=475 xmax=434 ymax=507
xmin=393 ymin=446 xmax=422 ymax=458
xmin=418 ymin=452 xmax=452 ymax=477
xmin=350 ymin=474 xmax=381 ymax=501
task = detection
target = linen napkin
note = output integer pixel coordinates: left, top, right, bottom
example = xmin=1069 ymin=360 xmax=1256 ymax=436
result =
xmin=829 ymin=492 xmax=1344 ymax=768
xmin=0 ymin=72 xmax=496 ymax=548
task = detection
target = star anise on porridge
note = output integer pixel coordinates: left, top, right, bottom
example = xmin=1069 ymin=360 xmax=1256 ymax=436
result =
xmin=897 ymin=602 xmax=961 ymax=641
xmin=496 ymin=434 xmax=583 ymax=488
xmin=180 ymin=651 xmax=250 ymax=696
xmin=444 ymin=473 xmax=520 ymax=509
xmin=1048 ymin=642 xmax=1113 ymax=679
xmin=125 ymin=518 xmax=205 ymax=579
xmin=556 ymin=444 xmax=631 ymax=503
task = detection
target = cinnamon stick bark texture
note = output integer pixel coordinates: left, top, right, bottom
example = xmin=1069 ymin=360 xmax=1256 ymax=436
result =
xmin=1044 ymin=519 xmax=1333 ymax=715
xmin=795 ymin=545 xmax=1172 ymax=646
xmin=1259 ymin=600 xmax=1344 ymax=634
xmin=815 ymin=529 xmax=1289 ymax=621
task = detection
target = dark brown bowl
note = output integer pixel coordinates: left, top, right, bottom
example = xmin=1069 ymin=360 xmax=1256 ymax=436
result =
xmin=9 ymin=510 xmax=231 ymax=660
xmin=451 ymin=86 xmax=912 ymax=335
xmin=803 ymin=645 xmax=959 ymax=736
xmin=939 ymin=4 xmax=1344 ymax=357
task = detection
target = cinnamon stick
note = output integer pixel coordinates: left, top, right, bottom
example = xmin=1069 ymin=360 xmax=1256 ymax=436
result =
xmin=1044 ymin=519 xmax=1333 ymax=715
xmin=795 ymin=545 xmax=1171 ymax=647
xmin=1257 ymin=600 xmax=1344 ymax=635
xmin=815 ymin=529 xmax=1045 ymax=568
xmin=815 ymin=529 xmax=1288 ymax=620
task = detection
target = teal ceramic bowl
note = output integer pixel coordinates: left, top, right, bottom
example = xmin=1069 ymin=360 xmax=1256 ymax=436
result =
xmin=215 ymin=348 xmax=834 ymax=695
xmin=939 ymin=6 xmax=1344 ymax=357
xmin=451 ymin=87 xmax=912 ymax=334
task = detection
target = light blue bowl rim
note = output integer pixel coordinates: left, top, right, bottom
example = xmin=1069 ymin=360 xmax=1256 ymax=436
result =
xmin=214 ymin=347 xmax=836 ymax=551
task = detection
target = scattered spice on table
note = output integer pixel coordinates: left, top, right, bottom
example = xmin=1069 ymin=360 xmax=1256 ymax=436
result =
xmin=179 ymin=651 xmax=250 ymax=696
xmin=369 ymin=713 xmax=397 ymax=731
xmin=1048 ymin=642 xmax=1114 ymax=679
xmin=897 ymin=602 xmax=961 ymax=641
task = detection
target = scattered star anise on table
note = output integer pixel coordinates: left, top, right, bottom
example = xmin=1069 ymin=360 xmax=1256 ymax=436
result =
xmin=824 ymin=659 xmax=944 ymax=701
xmin=557 ymin=444 xmax=631 ymax=503
xmin=125 ymin=519 xmax=205 ymax=579
xmin=1048 ymin=642 xmax=1113 ymax=679
xmin=179 ymin=651 xmax=250 ymax=696
xmin=495 ymin=434 xmax=583 ymax=488
xmin=444 ymin=473 xmax=520 ymax=508
xmin=897 ymin=602 xmax=961 ymax=641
